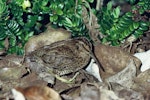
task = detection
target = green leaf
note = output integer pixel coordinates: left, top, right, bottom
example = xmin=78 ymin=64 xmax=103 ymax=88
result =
xmin=107 ymin=1 xmax=112 ymax=10
xmin=58 ymin=3 xmax=64 ymax=9
xmin=56 ymin=9 xmax=63 ymax=15
xmin=87 ymin=0 xmax=94 ymax=3
xmin=41 ymin=0 xmax=49 ymax=6
xmin=14 ymin=0 xmax=24 ymax=5
xmin=134 ymin=30 xmax=143 ymax=35
xmin=16 ymin=30 xmax=22 ymax=36
xmin=50 ymin=15 xmax=58 ymax=22
xmin=22 ymin=0 xmax=31 ymax=10
xmin=24 ymin=31 xmax=34 ymax=41
xmin=140 ymin=22 xmax=149 ymax=27
xmin=26 ymin=15 xmax=38 ymax=27
xmin=8 ymin=46 xmax=24 ymax=55
xmin=7 ymin=46 xmax=17 ymax=54
xmin=123 ymin=29 xmax=131 ymax=37
xmin=0 ymin=40 xmax=5 ymax=49
xmin=0 ymin=2 xmax=9 ymax=20
xmin=0 ymin=2 xmax=6 ymax=14
xmin=133 ymin=22 xmax=139 ymax=29
xmin=17 ymin=47 xmax=24 ymax=55
xmin=120 ymin=18 xmax=132 ymax=25
xmin=101 ymin=38 xmax=108 ymax=44
xmin=129 ymin=24 xmax=134 ymax=31
xmin=111 ymin=41 xmax=119 ymax=46
xmin=9 ymin=35 xmax=16 ymax=46
xmin=128 ymin=0 xmax=136 ymax=4
xmin=6 ymin=20 xmax=22 ymax=36
xmin=138 ymin=26 xmax=148 ymax=31
xmin=113 ymin=7 xmax=120 ymax=18
xmin=139 ymin=9 xmax=144 ymax=14
xmin=50 ymin=3 xmax=57 ymax=10
xmin=0 ymin=33 xmax=6 ymax=40
xmin=42 ymin=7 xmax=51 ymax=13
xmin=122 ymin=16 xmax=132 ymax=21
xmin=110 ymin=33 xmax=118 ymax=40
xmin=37 ymin=16 xmax=43 ymax=21
xmin=125 ymin=12 xmax=133 ymax=17
xmin=64 ymin=17 xmax=73 ymax=27
xmin=138 ymin=1 xmax=145 ymax=5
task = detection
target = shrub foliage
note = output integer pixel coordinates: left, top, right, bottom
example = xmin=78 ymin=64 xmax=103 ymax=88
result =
xmin=0 ymin=0 xmax=149 ymax=54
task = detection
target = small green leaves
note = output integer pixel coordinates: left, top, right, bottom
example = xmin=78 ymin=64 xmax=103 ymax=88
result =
xmin=50 ymin=15 xmax=58 ymax=22
xmin=0 ymin=2 xmax=6 ymax=15
xmin=25 ymin=15 xmax=38 ymax=28
xmin=97 ymin=1 xmax=149 ymax=46
xmin=0 ymin=0 xmax=92 ymax=55
xmin=6 ymin=20 xmax=21 ymax=35
xmin=0 ymin=1 xmax=9 ymax=20
xmin=0 ymin=0 xmax=149 ymax=54
xmin=125 ymin=12 xmax=133 ymax=17
xmin=48 ymin=0 xmax=88 ymax=38
xmin=0 ymin=40 xmax=5 ymax=49
xmin=126 ymin=0 xmax=137 ymax=4
xmin=9 ymin=35 xmax=16 ymax=47
xmin=132 ymin=0 xmax=150 ymax=14
xmin=0 ymin=31 xmax=7 ymax=40
xmin=7 ymin=46 xmax=24 ymax=55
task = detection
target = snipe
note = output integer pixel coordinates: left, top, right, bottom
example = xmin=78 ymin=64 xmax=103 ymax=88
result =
xmin=24 ymin=37 xmax=103 ymax=83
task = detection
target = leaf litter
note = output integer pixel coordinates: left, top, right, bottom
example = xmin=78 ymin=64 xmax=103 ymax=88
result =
xmin=0 ymin=28 xmax=150 ymax=100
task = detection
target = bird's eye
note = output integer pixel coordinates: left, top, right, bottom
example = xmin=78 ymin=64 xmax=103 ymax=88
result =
xmin=76 ymin=45 xmax=79 ymax=50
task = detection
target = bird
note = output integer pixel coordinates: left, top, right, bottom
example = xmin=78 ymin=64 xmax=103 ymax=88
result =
xmin=24 ymin=37 xmax=103 ymax=83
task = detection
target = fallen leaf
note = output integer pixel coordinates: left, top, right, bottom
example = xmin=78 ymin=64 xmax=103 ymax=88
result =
xmin=132 ymin=69 xmax=150 ymax=97
xmin=134 ymin=50 xmax=150 ymax=72
xmin=12 ymin=85 xmax=62 ymax=100
xmin=94 ymin=44 xmax=141 ymax=79
xmin=106 ymin=60 xmax=137 ymax=88
xmin=86 ymin=59 xmax=102 ymax=82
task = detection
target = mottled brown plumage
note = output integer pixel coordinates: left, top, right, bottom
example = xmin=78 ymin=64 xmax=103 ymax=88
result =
xmin=25 ymin=37 xmax=93 ymax=76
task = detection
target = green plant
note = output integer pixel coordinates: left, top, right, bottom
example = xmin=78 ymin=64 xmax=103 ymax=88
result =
xmin=0 ymin=0 xmax=149 ymax=54
xmin=132 ymin=0 xmax=150 ymax=14
xmin=29 ymin=0 xmax=89 ymax=37
xmin=0 ymin=0 xmax=51 ymax=55
xmin=48 ymin=0 xmax=89 ymax=37
xmin=0 ymin=0 xmax=92 ymax=55
xmin=97 ymin=1 xmax=150 ymax=46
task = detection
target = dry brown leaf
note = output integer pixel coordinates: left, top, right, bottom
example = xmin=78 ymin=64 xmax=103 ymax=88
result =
xmin=108 ymin=82 xmax=145 ymax=100
xmin=70 ymin=83 xmax=124 ymax=100
xmin=20 ymin=73 xmax=47 ymax=87
xmin=132 ymin=69 xmax=150 ymax=97
xmin=0 ymin=55 xmax=47 ymax=98
xmin=94 ymin=44 xmax=141 ymax=79
xmin=106 ymin=60 xmax=137 ymax=88
xmin=54 ymin=71 xmax=98 ymax=94
xmin=0 ymin=55 xmax=24 ymax=81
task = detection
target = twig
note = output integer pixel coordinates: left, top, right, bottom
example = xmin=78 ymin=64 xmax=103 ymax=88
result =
xmin=96 ymin=0 xmax=103 ymax=10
